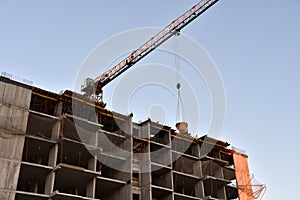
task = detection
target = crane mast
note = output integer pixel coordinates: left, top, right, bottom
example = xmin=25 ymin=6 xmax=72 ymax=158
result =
xmin=82 ymin=0 xmax=220 ymax=99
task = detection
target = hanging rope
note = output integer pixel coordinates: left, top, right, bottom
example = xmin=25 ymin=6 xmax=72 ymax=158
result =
xmin=174 ymin=33 xmax=180 ymax=85
xmin=176 ymin=83 xmax=186 ymax=122
xmin=173 ymin=33 xmax=186 ymax=123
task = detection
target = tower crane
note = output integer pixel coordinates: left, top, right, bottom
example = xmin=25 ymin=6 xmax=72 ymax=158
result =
xmin=81 ymin=0 xmax=220 ymax=100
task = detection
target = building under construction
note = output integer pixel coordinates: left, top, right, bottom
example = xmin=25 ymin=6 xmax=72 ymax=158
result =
xmin=0 ymin=76 xmax=266 ymax=200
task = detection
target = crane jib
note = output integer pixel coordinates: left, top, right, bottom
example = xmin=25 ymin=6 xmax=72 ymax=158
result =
xmin=93 ymin=0 xmax=219 ymax=94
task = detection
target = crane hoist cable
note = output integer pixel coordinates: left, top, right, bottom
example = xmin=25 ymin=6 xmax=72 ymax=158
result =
xmin=173 ymin=34 xmax=188 ymax=133
xmin=173 ymin=34 xmax=186 ymax=125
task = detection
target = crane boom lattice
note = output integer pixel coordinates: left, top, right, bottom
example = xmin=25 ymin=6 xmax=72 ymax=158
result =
xmin=82 ymin=0 xmax=220 ymax=99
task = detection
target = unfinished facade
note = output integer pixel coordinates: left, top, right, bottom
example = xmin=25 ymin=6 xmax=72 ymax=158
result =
xmin=0 ymin=76 xmax=257 ymax=200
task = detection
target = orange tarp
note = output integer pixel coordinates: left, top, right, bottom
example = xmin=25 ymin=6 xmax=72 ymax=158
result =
xmin=233 ymin=153 xmax=254 ymax=200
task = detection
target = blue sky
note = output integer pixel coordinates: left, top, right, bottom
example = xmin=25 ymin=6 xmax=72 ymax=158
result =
xmin=1 ymin=0 xmax=300 ymax=199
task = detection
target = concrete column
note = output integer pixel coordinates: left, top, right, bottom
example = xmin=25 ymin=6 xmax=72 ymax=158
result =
xmin=87 ymin=126 xmax=98 ymax=199
xmin=46 ymin=118 xmax=60 ymax=196
xmin=51 ymin=119 xmax=61 ymax=141
xmin=54 ymin=101 xmax=63 ymax=116
xmin=140 ymin=121 xmax=151 ymax=200
xmin=169 ymin=130 xmax=175 ymax=200
xmin=48 ymin=119 xmax=59 ymax=167
xmin=125 ymin=113 xmax=133 ymax=136
xmin=86 ymin=178 xmax=96 ymax=198
xmin=197 ymin=143 xmax=205 ymax=198
xmin=88 ymin=156 xmax=97 ymax=171
xmin=44 ymin=171 xmax=55 ymax=195
xmin=46 ymin=144 xmax=57 ymax=195
xmin=217 ymin=186 xmax=226 ymax=199
xmin=219 ymin=163 xmax=227 ymax=198
xmin=48 ymin=144 xmax=58 ymax=167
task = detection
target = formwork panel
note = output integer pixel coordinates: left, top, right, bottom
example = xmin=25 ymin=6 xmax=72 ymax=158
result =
xmin=0 ymin=82 xmax=31 ymax=108
xmin=0 ymin=159 xmax=21 ymax=191
xmin=0 ymin=132 xmax=25 ymax=160
xmin=0 ymin=105 xmax=29 ymax=134
xmin=0 ymin=104 xmax=13 ymax=130
xmin=1 ymin=81 xmax=31 ymax=110
xmin=12 ymin=107 xmax=29 ymax=134
xmin=0 ymin=82 xmax=5 ymax=101
xmin=14 ymin=86 xmax=32 ymax=109
xmin=0 ymin=190 xmax=15 ymax=200
xmin=2 ymin=83 xmax=17 ymax=105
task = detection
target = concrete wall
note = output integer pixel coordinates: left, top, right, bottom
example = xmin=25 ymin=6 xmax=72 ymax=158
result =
xmin=0 ymin=81 xmax=31 ymax=200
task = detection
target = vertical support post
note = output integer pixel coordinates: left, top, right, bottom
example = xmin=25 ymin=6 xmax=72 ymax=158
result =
xmin=86 ymin=178 xmax=96 ymax=198
xmin=86 ymin=122 xmax=99 ymax=198
xmin=45 ymin=116 xmax=60 ymax=195
xmin=140 ymin=120 xmax=151 ymax=200
xmin=196 ymin=143 xmax=205 ymax=198
xmin=44 ymin=171 xmax=55 ymax=195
